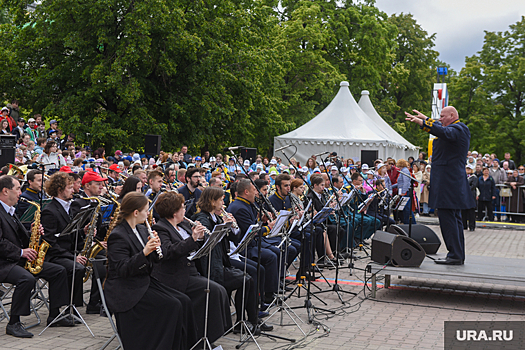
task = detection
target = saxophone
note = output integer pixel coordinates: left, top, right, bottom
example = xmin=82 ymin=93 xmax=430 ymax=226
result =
xmin=85 ymin=197 xmax=120 ymax=274
xmin=21 ymin=198 xmax=50 ymax=275
xmin=80 ymin=197 xmax=101 ymax=282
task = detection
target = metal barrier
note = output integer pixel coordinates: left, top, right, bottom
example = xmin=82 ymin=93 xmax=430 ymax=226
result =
xmin=490 ymin=184 xmax=525 ymax=219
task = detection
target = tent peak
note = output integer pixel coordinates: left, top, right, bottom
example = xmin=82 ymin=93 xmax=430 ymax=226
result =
xmin=361 ymin=90 xmax=370 ymax=95
xmin=340 ymin=81 xmax=349 ymax=87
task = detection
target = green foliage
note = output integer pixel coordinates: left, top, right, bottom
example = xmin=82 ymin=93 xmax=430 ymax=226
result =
xmin=449 ymin=16 xmax=525 ymax=163
xmin=0 ymin=0 xmax=469 ymax=158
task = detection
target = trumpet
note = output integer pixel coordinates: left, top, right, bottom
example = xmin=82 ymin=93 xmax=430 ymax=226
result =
xmin=221 ymin=207 xmax=238 ymax=229
xmin=144 ymin=220 xmax=163 ymax=259
xmin=184 ymin=217 xmax=212 ymax=236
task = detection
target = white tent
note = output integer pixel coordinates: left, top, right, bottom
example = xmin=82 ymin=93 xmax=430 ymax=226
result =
xmin=357 ymin=90 xmax=419 ymax=158
xmin=274 ymin=81 xmax=419 ymax=165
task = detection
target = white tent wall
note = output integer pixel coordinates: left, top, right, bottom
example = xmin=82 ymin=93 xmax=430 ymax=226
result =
xmin=274 ymin=81 xmax=420 ymax=166
xmin=272 ymin=139 xmax=410 ymax=166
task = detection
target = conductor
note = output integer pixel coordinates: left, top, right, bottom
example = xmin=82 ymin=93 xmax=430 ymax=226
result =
xmin=405 ymin=106 xmax=475 ymax=265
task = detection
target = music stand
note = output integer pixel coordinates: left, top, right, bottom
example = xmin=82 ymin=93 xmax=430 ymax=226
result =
xmin=189 ymin=222 xmax=231 ymax=350
xmin=40 ymin=207 xmax=96 ymax=336
xmin=225 ymin=224 xmax=262 ymax=350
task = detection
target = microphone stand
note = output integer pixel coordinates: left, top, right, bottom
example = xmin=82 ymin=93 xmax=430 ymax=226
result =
xmin=228 ymin=149 xmax=295 ymax=343
xmin=311 ymin=156 xmax=356 ymax=304
xmin=278 ymin=149 xmax=334 ymax=322
xmin=397 ymin=170 xmax=421 ymax=238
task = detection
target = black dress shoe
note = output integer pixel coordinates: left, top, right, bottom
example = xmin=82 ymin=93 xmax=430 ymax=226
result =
xmin=434 ymin=257 xmax=464 ymax=265
xmin=47 ymin=316 xmax=76 ymax=327
xmin=6 ymin=322 xmax=34 ymax=338
xmin=258 ymin=321 xmax=273 ymax=332
xmin=233 ymin=322 xmax=261 ymax=336
xmin=86 ymin=304 xmax=101 ymax=314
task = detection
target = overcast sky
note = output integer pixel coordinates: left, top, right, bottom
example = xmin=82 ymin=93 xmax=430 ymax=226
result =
xmin=375 ymin=0 xmax=525 ymax=72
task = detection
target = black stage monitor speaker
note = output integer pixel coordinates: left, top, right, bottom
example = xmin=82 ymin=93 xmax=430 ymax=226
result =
xmin=361 ymin=150 xmax=378 ymax=168
xmin=144 ymin=134 xmax=161 ymax=155
xmin=371 ymin=230 xmax=425 ymax=267
xmin=240 ymin=147 xmax=257 ymax=163
xmin=386 ymin=224 xmax=441 ymax=255
xmin=0 ymin=148 xmax=15 ymax=168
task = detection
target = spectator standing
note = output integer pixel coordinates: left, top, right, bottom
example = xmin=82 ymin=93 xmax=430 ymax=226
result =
xmin=490 ymin=160 xmax=506 ymax=221
xmin=420 ymin=164 xmax=431 ymax=216
xmin=477 ymin=167 xmax=496 ymax=221
xmin=500 ymin=152 xmax=516 ymax=170
xmin=462 ymin=164 xmax=478 ymax=231
xmin=504 ymin=169 xmax=524 ymax=222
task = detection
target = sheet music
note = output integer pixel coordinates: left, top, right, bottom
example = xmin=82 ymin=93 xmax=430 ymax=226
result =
xmin=266 ymin=210 xmax=293 ymax=238
xmin=188 ymin=222 xmax=231 ymax=261
xmin=228 ymin=224 xmax=260 ymax=256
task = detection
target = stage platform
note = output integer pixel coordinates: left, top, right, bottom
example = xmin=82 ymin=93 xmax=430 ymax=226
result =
xmin=369 ymin=254 xmax=525 ymax=298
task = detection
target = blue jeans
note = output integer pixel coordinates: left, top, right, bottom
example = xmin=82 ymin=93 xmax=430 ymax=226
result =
xmin=422 ymin=202 xmax=430 ymax=214
xmin=402 ymin=195 xmax=416 ymax=224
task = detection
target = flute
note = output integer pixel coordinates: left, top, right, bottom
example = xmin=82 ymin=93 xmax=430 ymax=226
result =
xmin=145 ymin=220 xmax=163 ymax=259
xmin=184 ymin=217 xmax=212 ymax=236
xmin=221 ymin=207 xmax=238 ymax=229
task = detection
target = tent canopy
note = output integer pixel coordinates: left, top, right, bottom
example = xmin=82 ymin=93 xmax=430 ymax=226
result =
xmin=274 ymin=81 xmax=419 ymax=165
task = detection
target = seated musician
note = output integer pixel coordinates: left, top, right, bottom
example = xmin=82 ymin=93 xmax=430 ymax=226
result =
xmin=104 ymin=192 xmax=196 ymax=350
xmin=41 ymin=172 xmax=87 ymax=312
xmin=193 ymin=187 xmax=272 ymax=334
xmin=16 ymin=170 xmax=45 ymax=222
xmin=69 ymin=170 xmax=110 ymax=315
xmin=268 ymin=174 xmax=311 ymax=281
xmin=227 ymin=179 xmax=280 ymax=304
xmin=145 ymin=170 xmax=163 ymax=222
xmin=151 ymin=191 xmax=233 ymax=343
xmin=0 ymin=175 xmax=74 ymax=338
xmin=290 ymin=179 xmax=335 ymax=266
xmin=117 ymin=175 xmax=143 ymax=203
xmin=178 ymin=167 xmax=202 ymax=218
xmin=366 ymin=179 xmax=395 ymax=227
xmin=306 ymin=174 xmax=340 ymax=261
xmin=345 ymin=172 xmax=381 ymax=244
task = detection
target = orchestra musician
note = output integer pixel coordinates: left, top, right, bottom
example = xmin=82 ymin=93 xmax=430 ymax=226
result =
xmin=69 ymin=170 xmax=109 ymax=315
xmin=150 ymin=191 xmax=232 ymax=341
xmin=193 ymin=187 xmax=272 ymax=334
xmin=41 ymin=172 xmax=86 ymax=310
xmin=227 ymin=179 xmax=280 ymax=304
xmin=16 ymin=170 xmax=45 ymax=223
xmin=117 ymin=175 xmax=143 ymax=203
xmin=307 ymin=174 xmax=339 ymax=257
xmin=178 ymin=167 xmax=202 ymax=219
xmin=0 ymin=175 xmax=74 ymax=338
xmin=104 ymin=192 xmax=196 ymax=350
xmin=145 ymin=170 xmax=163 ymax=222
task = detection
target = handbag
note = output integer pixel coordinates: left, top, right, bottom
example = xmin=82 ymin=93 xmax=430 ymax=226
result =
xmin=500 ymin=187 xmax=512 ymax=197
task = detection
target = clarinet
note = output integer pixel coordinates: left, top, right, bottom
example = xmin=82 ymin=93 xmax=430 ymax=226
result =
xmin=145 ymin=220 xmax=163 ymax=259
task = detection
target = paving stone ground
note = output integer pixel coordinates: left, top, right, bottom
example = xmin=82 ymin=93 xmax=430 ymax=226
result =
xmin=2 ymin=221 xmax=525 ymax=349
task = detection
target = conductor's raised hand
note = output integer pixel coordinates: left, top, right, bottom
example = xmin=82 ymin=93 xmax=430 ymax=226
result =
xmin=405 ymin=109 xmax=428 ymax=126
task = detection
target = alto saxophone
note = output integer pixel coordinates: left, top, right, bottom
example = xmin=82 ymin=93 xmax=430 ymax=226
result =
xmin=21 ymin=198 xmax=50 ymax=275
xmin=80 ymin=197 xmax=101 ymax=283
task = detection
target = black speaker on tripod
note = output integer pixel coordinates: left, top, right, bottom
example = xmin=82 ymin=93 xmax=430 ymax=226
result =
xmin=240 ymin=147 xmax=257 ymax=163
xmin=371 ymin=231 xmax=425 ymax=267
xmin=144 ymin=135 xmax=161 ymax=155
xmin=386 ymin=224 xmax=441 ymax=254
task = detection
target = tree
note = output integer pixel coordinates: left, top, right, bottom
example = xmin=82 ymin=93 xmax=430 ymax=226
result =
xmin=449 ymin=16 xmax=525 ymax=163
xmin=375 ymin=13 xmax=439 ymax=150
xmin=0 ymin=0 xmax=288 ymax=155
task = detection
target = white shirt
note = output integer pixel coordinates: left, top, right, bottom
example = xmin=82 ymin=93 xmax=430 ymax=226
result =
xmin=55 ymin=197 xmax=71 ymax=214
xmin=1 ymin=200 xmax=23 ymax=256
xmin=132 ymin=227 xmax=145 ymax=247
xmin=0 ymin=200 xmax=15 ymax=216
xmin=173 ymin=225 xmax=191 ymax=240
